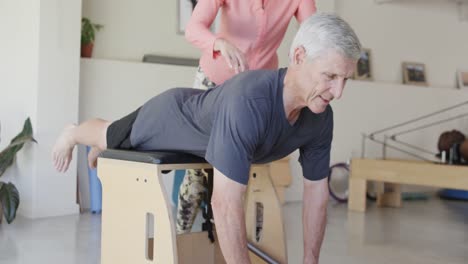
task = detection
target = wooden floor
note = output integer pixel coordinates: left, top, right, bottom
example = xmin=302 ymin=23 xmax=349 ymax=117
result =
xmin=1 ymin=198 xmax=467 ymax=264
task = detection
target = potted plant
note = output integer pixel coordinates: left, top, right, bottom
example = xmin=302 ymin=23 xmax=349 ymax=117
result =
xmin=0 ymin=118 xmax=36 ymax=224
xmin=81 ymin=17 xmax=103 ymax=58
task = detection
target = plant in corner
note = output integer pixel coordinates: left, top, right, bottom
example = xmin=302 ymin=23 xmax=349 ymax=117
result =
xmin=0 ymin=118 xmax=36 ymax=224
xmin=81 ymin=17 xmax=103 ymax=58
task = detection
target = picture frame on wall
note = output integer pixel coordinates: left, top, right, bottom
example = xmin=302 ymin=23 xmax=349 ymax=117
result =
xmin=457 ymin=69 xmax=468 ymax=89
xmin=402 ymin=62 xmax=428 ymax=86
xmin=353 ymin=48 xmax=373 ymax=81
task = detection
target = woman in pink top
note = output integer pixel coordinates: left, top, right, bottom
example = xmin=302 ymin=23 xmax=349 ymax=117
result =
xmin=176 ymin=0 xmax=317 ymax=234
xmin=187 ymin=0 xmax=316 ymax=85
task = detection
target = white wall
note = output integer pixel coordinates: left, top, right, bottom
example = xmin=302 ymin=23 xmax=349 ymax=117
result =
xmin=81 ymin=0 xmax=335 ymax=65
xmin=79 ymin=59 xmax=198 ymax=121
xmin=81 ymin=0 xmax=199 ymax=61
xmin=333 ymin=81 xmax=468 ymax=163
xmin=78 ymin=59 xmax=198 ymax=209
xmin=81 ymin=0 xmax=468 ymax=88
xmin=277 ymin=0 xmax=336 ymax=67
xmin=336 ymin=0 xmax=468 ymax=88
xmin=0 ymin=0 xmax=39 ymax=217
xmin=34 ymin=0 xmax=82 ymax=218
xmin=0 ymin=0 xmax=81 ymax=219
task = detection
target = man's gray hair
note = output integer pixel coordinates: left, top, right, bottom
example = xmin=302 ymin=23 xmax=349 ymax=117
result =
xmin=289 ymin=13 xmax=362 ymax=61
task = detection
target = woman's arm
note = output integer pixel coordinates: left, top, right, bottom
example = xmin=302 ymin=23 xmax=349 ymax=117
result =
xmin=295 ymin=0 xmax=317 ymax=23
xmin=185 ymin=0 xmax=223 ymax=56
xmin=185 ymin=0 xmax=248 ymax=73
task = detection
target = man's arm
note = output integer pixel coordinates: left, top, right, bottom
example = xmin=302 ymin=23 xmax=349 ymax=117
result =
xmin=211 ymin=168 xmax=250 ymax=264
xmin=303 ymin=177 xmax=329 ymax=264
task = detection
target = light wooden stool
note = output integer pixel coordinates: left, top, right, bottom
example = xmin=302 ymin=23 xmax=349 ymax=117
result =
xmin=97 ymin=150 xmax=291 ymax=264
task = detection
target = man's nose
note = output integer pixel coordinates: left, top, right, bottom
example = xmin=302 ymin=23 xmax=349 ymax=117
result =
xmin=330 ymin=80 xmax=345 ymax=99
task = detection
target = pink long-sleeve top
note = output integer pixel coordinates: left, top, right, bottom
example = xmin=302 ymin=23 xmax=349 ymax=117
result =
xmin=185 ymin=0 xmax=316 ymax=85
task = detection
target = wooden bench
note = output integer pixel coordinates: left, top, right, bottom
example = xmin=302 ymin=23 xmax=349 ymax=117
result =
xmin=348 ymin=158 xmax=468 ymax=212
xmin=97 ymin=150 xmax=292 ymax=263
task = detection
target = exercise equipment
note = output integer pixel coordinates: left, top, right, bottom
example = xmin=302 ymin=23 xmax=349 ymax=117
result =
xmin=352 ymin=101 xmax=468 ymax=212
xmin=248 ymin=243 xmax=280 ymax=264
xmin=348 ymin=158 xmax=468 ymax=212
xmin=328 ymin=162 xmax=349 ymax=203
xmin=439 ymin=188 xmax=468 ymax=201
xmin=97 ymin=149 xmax=290 ymax=263
xmin=86 ymin=146 xmax=102 ymax=213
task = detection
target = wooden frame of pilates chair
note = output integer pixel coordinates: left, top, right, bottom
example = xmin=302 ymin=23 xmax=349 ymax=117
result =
xmin=97 ymin=149 xmax=290 ymax=264
xmin=348 ymin=158 xmax=468 ymax=212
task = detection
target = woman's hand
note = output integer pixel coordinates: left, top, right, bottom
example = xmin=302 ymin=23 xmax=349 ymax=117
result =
xmin=214 ymin=38 xmax=249 ymax=74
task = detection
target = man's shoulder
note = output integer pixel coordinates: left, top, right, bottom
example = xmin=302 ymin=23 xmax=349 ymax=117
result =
xmin=221 ymin=68 xmax=285 ymax=98
xmin=217 ymin=87 xmax=272 ymax=124
xmin=238 ymin=68 xmax=286 ymax=86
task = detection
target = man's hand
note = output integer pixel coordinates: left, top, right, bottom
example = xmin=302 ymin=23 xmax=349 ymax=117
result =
xmin=303 ymin=177 xmax=329 ymax=264
xmin=214 ymin=38 xmax=249 ymax=74
xmin=211 ymin=168 xmax=250 ymax=264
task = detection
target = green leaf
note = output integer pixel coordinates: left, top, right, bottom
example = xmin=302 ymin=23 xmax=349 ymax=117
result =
xmin=0 ymin=182 xmax=20 ymax=224
xmin=0 ymin=146 xmax=17 ymax=176
xmin=10 ymin=118 xmax=34 ymax=144
xmin=0 ymin=117 xmax=34 ymax=224
xmin=0 ymin=118 xmax=36 ymax=177
xmin=81 ymin=17 xmax=103 ymax=45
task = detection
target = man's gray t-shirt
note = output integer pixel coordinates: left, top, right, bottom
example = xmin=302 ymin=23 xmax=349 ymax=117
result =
xmin=130 ymin=68 xmax=333 ymax=185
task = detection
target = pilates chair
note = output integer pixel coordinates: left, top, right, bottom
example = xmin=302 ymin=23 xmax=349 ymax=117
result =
xmin=97 ymin=149 xmax=291 ymax=264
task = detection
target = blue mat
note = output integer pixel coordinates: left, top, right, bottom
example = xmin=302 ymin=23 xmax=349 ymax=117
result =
xmin=439 ymin=189 xmax=468 ymax=201
xmin=87 ymin=146 xmax=102 ymax=213
xmin=172 ymin=170 xmax=186 ymax=206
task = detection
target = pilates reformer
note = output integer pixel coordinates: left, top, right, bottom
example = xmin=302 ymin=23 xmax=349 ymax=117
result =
xmin=97 ymin=149 xmax=291 ymax=263
xmin=349 ymin=101 xmax=468 ymax=212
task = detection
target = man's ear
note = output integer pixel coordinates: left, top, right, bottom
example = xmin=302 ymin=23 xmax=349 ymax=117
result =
xmin=293 ymin=46 xmax=307 ymax=65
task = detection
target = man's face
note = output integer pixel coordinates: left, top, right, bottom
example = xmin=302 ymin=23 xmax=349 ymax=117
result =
xmin=297 ymin=49 xmax=357 ymax=114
